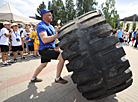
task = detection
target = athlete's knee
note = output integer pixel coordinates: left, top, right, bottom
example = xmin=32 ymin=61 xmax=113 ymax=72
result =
xmin=57 ymin=53 xmax=64 ymax=61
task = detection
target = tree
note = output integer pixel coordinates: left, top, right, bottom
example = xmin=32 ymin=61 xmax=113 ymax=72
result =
xmin=76 ymin=0 xmax=98 ymax=16
xmin=65 ymin=0 xmax=76 ymax=22
xmin=126 ymin=23 xmax=130 ymax=30
xmin=133 ymin=22 xmax=137 ymax=30
xmin=99 ymin=0 xmax=119 ymax=28
xmin=35 ymin=1 xmax=46 ymax=20
xmin=48 ymin=0 xmax=66 ymax=26
xmin=119 ymin=21 xmax=124 ymax=29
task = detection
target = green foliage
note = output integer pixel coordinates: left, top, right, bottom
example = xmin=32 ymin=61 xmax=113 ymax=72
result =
xmin=126 ymin=23 xmax=130 ymax=30
xmin=35 ymin=1 xmax=46 ymax=20
xmin=48 ymin=0 xmax=66 ymax=26
xmin=65 ymin=0 xmax=76 ymax=22
xmin=99 ymin=0 xmax=119 ymax=29
xmin=119 ymin=21 xmax=124 ymax=29
xmin=133 ymin=22 xmax=137 ymax=30
xmin=76 ymin=0 xmax=98 ymax=16
xmin=35 ymin=0 xmax=120 ymax=27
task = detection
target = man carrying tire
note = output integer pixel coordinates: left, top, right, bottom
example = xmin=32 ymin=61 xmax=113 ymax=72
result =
xmin=30 ymin=9 xmax=68 ymax=84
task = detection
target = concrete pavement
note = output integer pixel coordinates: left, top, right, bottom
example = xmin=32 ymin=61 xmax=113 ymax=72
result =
xmin=0 ymin=45 xmax=138 ymax=102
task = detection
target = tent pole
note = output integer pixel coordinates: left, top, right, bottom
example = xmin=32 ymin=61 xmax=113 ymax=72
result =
xmin=123 ymin=17 xmax=126 ymax=30
xmin=132 ymin=14 xmax=136 ymax=30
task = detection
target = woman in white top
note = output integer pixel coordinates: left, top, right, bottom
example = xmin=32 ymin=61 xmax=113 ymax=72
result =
xmin=123 ymin=29 xmax=129 ymax=45
xmin=11 ymin=23 xmax=26 ymax=63
xmin=0 ymin=22 xmax=13 ymax=67
xmin=22 ymin=25 xmax=31 ymax=54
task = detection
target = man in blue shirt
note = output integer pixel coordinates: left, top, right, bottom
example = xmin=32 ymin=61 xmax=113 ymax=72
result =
xmin=116 ymin=27 xmax=124 ymax=46
xmin=30 ymin=9 xmax=68 ymax=84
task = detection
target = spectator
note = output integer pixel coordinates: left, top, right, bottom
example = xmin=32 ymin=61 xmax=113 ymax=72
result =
xmin=28 ymin=24 xmax=33 ymax=31
xmin=128 ymin=30 xmax=133 ymax=44
xmin=132 ymin=29 xmax=138 ymax=46
xmin=123 ymin=29 xmax=129 ymax=45
xmin=54 ymin=26 xmax=60 ymax=51
xmin=116 ymin=27 xmax=124 ymax=46
xmin=111 ymin=28 xmax=116 ymax=36
xmin=22 ymin=26 xmax=31 ymax=54
xmin=18 ymin=24 xmax=24 ymax=36
xmin=134 ymin=30 xmax=138 ymax=48
xmin=10 ymin=23 xmax=26 ymax=63
xmin=26 ymin=34 xmax=34 ymax=57
xmin=0 ymin=22 xmax=12 ymax=67
xmin=30 ymin=25 xmax=39 ymax=57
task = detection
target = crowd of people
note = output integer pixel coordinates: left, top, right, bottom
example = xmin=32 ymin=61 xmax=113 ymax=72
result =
xmin=0 ymin=22 xmax=49 ymax=67
xmin=111 ymin=27 xmax=138 ymax=47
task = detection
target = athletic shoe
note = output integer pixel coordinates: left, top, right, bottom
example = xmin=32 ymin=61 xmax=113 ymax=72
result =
xmin=2 ymin=64 xmax=6 ymax=67
xmin=10 ymin=53 xmax=13 ymax=56
xmin=37 ymin=54 xmax=40 ymax=57
xmin=31 ymin=78 xmax=42 ymax=82
xmin=13 ymin=59 xmax=17 ymax=63
xmin=31 ymin=55 xmax=34 ymax=57
xmin=6 ymin=62 xmax=11 ymax=65
xmin=33 ymin=56 xmax=37 ymax=58
xmin=55 ymin=77 xmax=68 ymax=84
xmin=21 ymin=57 xmax=27 ymax=59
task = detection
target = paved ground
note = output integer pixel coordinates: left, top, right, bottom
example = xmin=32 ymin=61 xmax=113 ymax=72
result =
xmin=0 ymin=44 xmax=138 ymax=102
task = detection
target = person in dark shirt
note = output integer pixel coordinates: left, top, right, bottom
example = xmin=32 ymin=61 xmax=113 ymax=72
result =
xmin=111 ymin=29 xmax=117 ymax=36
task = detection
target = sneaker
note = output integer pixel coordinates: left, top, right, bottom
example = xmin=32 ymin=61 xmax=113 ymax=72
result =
xmin=2 ymin=64 xmax=6 ymax=67
xmin=31 ymin=78 xmax=42 ymax=82
xmin=8 ymin=61 xmax=13 ymax=64
xmin=21 ymin=57 xmax=27 ymax=59
xmin=55 ymin=77 xmax=68 ymax=84
xmin=13 ymin=59 xmax=17 ymax=63
xmin=6 ymin=62 xmax=11 ymax=65
xmin=37 ymin=54 xmax=40 ymax=57
xmin=10 ymin=53 xmax=13 ymax=56
xmin=31 ymin=55 xmax=34 ymax=57
xmin=33 ymin=56 xmax=37 ymax=58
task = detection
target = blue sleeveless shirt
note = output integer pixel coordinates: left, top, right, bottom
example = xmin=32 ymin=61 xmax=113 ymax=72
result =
xmin=37 ymin=21 xmax=56 ymax=50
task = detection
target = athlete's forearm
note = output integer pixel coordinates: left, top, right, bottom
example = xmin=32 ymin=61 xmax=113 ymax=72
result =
xmin=40 ymin=32 xmax=58 ymax=44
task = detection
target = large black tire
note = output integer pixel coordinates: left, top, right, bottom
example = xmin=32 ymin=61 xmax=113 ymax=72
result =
xmin=58 ymin=11 xmax=133 ymax=100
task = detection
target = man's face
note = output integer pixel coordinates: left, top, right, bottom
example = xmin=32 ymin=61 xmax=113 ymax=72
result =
xmin=120 ymin=28 xmax=123 ymax=30
xmin=26 ymin=26 xmax=30 ymax=32
xmin=4 ymin=24 xmax=11 ymax=30
xmin=43 ymin=12 xmax=53 ymax=23
xmin=33 ymin=26 xmax=36 ymax=30
xmin=18 ymin=25 xmax=21 ymax=28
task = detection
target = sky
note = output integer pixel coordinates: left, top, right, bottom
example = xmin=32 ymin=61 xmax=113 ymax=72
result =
xmin=0 ymin=0 xmax=138 ymax=19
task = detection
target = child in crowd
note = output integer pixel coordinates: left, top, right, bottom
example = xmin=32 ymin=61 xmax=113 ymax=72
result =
xmin=30 ymin=25 xmax=39 ymax=57
xmin=25 ymin=34 xmax=34 ymax=57
xmin=123 ymin=29 xmax=129 ymax=45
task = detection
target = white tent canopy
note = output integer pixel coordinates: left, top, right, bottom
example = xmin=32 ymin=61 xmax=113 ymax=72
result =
xmin=0 ymin=3 xmax=41 ymax=24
